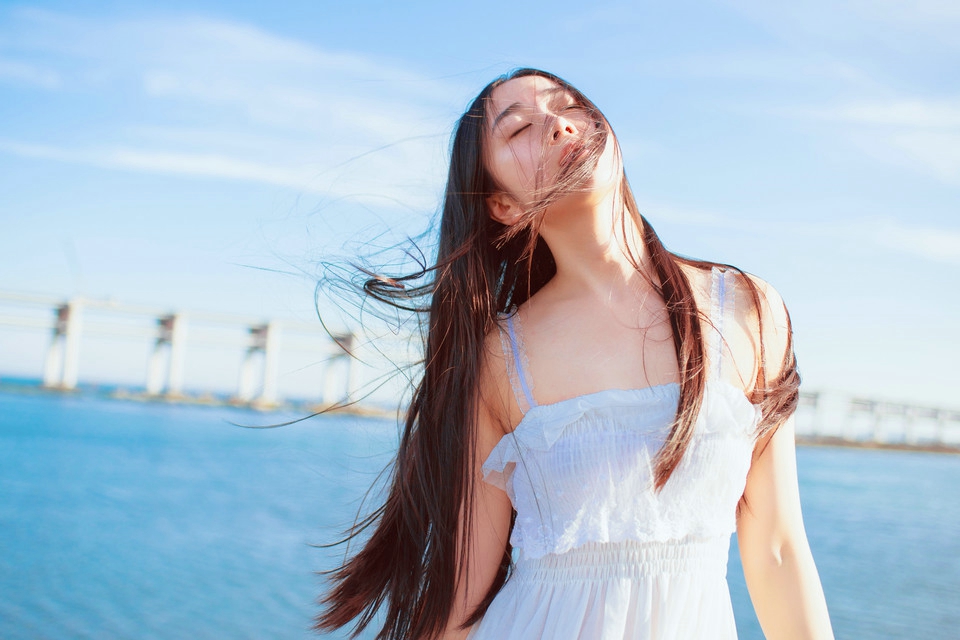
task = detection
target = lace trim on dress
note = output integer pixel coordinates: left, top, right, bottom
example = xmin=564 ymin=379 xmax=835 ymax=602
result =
xmin=481 ymin=269 xmax=764 ymax=559
xmin=480 ymin=377 xmax=761 ymax=559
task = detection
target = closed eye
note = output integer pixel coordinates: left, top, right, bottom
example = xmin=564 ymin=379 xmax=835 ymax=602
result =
xmin=510 ymin=124 xmax=531 ymax=139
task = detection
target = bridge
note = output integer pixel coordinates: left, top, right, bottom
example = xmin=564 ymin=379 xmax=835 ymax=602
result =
xmin=794 ymin=390 xmax=960 ymax=452
xmin=0 ymin=289 xmax=958 ymax=450
xmin=0 ymin=290 xmax=378 ymax=410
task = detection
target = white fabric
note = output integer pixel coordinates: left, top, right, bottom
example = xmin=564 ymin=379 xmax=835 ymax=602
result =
xmin=467 ymin=267 xmax=761 ymax=639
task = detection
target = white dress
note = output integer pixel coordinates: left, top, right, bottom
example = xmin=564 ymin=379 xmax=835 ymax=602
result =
xmin=467 ymin=267 xmax=761 ymax=640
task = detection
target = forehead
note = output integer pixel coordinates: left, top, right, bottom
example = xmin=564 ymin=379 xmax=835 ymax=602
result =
xmin=491 ymin=75 xmax=563 ymax=103
xmin=486 ymin=76 xmax=571 ymax=125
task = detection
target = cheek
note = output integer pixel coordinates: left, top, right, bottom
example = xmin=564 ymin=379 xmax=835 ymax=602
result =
xmin=599 ymin=135 xmax=620 ymax=174
xmin=510 ymin=143 xmax=545 ymax=184
xmin=589 ymin=139 xmax=621 ymax=189
xmin=491 ymin=147 xmax=536 ymax=188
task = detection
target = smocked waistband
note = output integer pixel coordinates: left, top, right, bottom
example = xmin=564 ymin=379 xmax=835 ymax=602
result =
xmin=511 ymin=537 xmax=730 ymax=584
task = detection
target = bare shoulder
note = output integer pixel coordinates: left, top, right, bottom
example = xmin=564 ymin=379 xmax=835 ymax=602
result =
xmin=676 ymin=262 xmax=714 ymax=312
xmin=735 ymin=272 xmax=792 ymax=344
xmin=726 ymin=271 xmax=794 ymax=394
xmin=675 ymin=262 xmax=784 ymax=322
xmin=675 ymin=263 xmax=793 ymax=394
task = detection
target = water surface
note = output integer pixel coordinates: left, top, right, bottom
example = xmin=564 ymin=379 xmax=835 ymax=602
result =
xmin=0 ymin=392 xmax=957 ymax=638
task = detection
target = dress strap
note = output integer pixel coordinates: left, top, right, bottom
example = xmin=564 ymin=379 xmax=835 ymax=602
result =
xmin=709 ymin=266 xmax=730 ymax=378
xmin=498 ymin=312 xmax=538 ymax=413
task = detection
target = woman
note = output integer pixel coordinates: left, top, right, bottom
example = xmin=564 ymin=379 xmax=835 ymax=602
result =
xmin=316 ymin=68 xmax=834 ymax=640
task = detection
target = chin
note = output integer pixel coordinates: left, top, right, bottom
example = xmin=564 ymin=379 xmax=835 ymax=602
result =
xmin=575 ymin=158 xmax=623 ymax=202
xmin=543 ymin=174 xmax=621 ymax=220
xmin=527 ymin=137 xmax=623 ymax=218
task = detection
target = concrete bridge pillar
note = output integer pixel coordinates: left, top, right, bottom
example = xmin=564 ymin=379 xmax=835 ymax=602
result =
xmin=903 ymin=406 xmax=922 ymax=445
xmin=146 ymin=314 xmax=187 ymax=397
xmin=322 ymin=332 xmax=355 ymax=404
xmin=259 ymin=321 xmax=280 ymax=407
xmin=797 ymin=391 xmax=820 ymax=436
xmin=872 ymin=403 xmax=886 ymax=443
xmin=237 ymin=322 xmax=281 ymax=407
xmin=935 ymin=410 xmax=949 ymax=445
xmin=43 ymin=300 xmax=83 ymax=390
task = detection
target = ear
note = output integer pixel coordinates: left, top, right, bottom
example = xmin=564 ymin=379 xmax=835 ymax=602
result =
xmin=486 ymin=192 xmax=523 ymax=226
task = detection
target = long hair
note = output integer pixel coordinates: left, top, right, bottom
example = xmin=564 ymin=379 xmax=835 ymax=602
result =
xmin=315 ymin=68 xmax=799 ymax=640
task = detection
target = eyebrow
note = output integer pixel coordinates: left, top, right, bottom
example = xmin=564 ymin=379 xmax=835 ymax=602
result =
xmin=492 ymin=102 xmax=522 ymax=132
xmin=491 ymin=86 xmax=568 ymax=132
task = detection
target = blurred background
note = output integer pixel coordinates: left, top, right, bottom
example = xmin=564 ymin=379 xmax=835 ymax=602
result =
xmin=1 ymin=1 xmax=957 ymax=638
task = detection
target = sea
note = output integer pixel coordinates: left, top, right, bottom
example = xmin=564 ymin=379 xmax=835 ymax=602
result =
xmin=1 ymin=388 xmax=958 ymax=639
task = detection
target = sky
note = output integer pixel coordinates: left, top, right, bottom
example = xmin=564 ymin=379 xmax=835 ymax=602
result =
xmin=0 ymin=0 xmax=958 ymax=407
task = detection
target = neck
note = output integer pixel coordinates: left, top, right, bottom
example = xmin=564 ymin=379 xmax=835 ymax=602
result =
xmin=536 ymin=185 xmax=654 ymax=303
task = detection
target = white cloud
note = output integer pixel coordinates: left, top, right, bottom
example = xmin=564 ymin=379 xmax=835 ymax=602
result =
xmin=636 ymin=197 xmax=960 ymax=268
xmin=887 ymin=131 xmax=960 ymax=186
xmin=791 ymin=215 xmax=960 ymax=266
xmin=848 ymin=0 xmax=960 ymax=24
xmin=779 ymin=96 xmax=960 ymax=185
xmin=636 ymin=52 xmax=877 ymax=90
xmin=0 ymin=136 xmax=446 ymax=210
xmin=801 ymin=99 xmax=960 ymax=128
xmin=0 ymin=9 xmax=466 ymax=210
xmin=871 ymin=218 xmax=960 ymax=265
xmin=724 ymin=0 xmax=960 ymax=49
xmin=0 ymin=57 xmax=60 ymax=89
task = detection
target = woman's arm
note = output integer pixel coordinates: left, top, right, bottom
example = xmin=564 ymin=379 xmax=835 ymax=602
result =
xmin=737 ymin=276 xmax=834 ymax=639
xmin=738 ymin=414 xmax=834 ymax=639
xmin=440 ymin=339 xmax=515 ymax=639
xmin=441 ymin=452 xmax=513 ymax=639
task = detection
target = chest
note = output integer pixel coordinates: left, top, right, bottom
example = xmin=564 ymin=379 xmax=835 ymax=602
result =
xmin=518 ymin=308 xmax=681 ymax=407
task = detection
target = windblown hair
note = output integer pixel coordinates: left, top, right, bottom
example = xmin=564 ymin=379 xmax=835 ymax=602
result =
xmin=315 ymin=68 xmax=799 ymax=640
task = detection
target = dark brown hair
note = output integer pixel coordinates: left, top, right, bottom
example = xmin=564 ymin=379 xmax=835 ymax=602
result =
xmin=315 ymin=68 xmax=799 ymax=640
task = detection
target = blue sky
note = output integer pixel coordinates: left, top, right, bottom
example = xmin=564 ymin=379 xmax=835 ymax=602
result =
xmin=0 ymin=1 xmax=957 ymax=406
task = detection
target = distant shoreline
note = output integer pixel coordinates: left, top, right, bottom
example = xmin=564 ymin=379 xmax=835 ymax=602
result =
xmin=0 ymin=378 xmax=399 ymax=419
xmin=2 ymin=378 xmax=958 ymax=455
xmin=794 ymin=435 xmax=959 ymax=455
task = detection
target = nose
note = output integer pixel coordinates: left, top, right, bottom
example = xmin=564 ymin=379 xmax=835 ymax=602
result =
xmin=551 ymin=115 xmax=578 ymax=143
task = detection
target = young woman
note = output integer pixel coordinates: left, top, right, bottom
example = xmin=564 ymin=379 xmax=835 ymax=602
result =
xmin=316 ymin=68 xmax=834 ymax=640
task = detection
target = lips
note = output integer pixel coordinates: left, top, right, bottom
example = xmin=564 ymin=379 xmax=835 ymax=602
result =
xmin=559 ymin=140 xmax=585 ymax=168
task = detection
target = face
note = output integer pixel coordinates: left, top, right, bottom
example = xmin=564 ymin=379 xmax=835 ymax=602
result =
xmin=483 ymin=75 xmax=617 ymax=223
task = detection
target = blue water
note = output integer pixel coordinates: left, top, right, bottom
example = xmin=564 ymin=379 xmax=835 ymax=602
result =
xmin=1 ymin=391 xmax=958 ymax=639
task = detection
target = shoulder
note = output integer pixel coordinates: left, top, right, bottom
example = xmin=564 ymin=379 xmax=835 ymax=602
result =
xmin=727 ymin=271 xmax=795 ymax=393
xmin=734 ymin=272 xmax=792 ymax=349
xmin=676 ymin=262 xmax=714 ymax=309
xmin=678 ymin=263 xmax=794 ymax=394
xmin=684 ymin=265 xmax=791 ymax=336
xmin=676 ymin=262 xmax=787 ymax=322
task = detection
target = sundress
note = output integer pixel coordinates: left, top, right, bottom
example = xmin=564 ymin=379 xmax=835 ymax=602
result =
xmin=467 ymin=266 xmax=761 ymax=639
